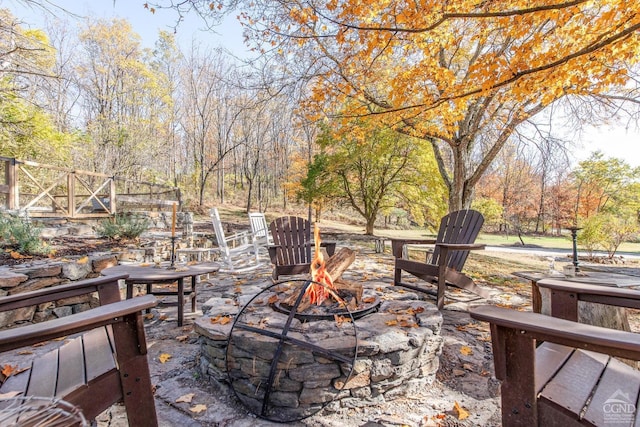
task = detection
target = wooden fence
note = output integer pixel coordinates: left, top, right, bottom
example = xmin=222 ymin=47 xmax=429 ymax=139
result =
xmin=0 ymin=157 xmax=181 ymax=218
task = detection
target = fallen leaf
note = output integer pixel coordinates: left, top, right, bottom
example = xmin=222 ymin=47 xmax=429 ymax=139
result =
xmin=1 ymin=365 xmax=17 ymax=378
xmin=144 ymin=313 xmax=154 ymax=320
xmin=453 ymin=401 xmax=470 ymax=420
xmin=210 ymin=315 xmax=232 ymax=325
xmin=176 ymin=335 xmax=189 ymax=342
xmin=189 ymin=404 xmax=207 ymax=413
xmin=334 ymin=315 xmax=352 ymax=326
xmin=77 ymin=256 xmax=89 ymax=264
xmin=17 ymin=350 xmax=32 ymax=355
xmin=459 ymin=346 xmax=473 ymax=356
xmin=385 ymin=320 xmax=398 ymax=326
xmin=176 ymin=393 xmax=195 ymax=403
xmin=158 ymin=353 xmax=172 ymax=363
xmin=268 ymin=295 xmax=278 ymax=304
xmin=10 ymin=251 xmax=31 ymax=259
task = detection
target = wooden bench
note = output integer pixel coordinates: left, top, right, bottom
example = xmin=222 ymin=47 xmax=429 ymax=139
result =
xmin=470 ymin=279 xmax=640 ymax=426
xmin=0 ymin=275 xmax=158 ymax=426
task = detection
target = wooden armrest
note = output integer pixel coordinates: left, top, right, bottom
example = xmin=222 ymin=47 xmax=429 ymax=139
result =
xmin=538 ymin=278 xmax=640 ymax=320
xmin=436 ymin=243 xmax=485 ymax=251
xmin=391 ymin=238 xmax=437 ymax=258
xmin=391 ymin=238 xmax=437 ymax=245
xmin=539 ymin=279 xmax=640 ymax=304
xmin=224 ymin=230 xmax=252 ymax=243
xmin=0 ymin=274 xmax=128 ymax=312
xmin=0 ymin=295 xmax=157 ymax=353
xmin=470 ymin=304 xmax=640 ymax=361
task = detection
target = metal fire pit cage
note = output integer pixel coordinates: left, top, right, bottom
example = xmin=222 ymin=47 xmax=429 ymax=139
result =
xmin=226 ymin=279 xmax=359 ymax=423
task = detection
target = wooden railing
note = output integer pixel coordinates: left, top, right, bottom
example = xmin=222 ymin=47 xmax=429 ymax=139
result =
xmin=0 ymin=157 xmax=180 ymax=218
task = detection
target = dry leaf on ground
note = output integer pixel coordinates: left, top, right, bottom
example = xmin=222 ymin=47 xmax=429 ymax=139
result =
xmin=158 ymin=353 xmax=172 ymax=363
xmin=189 ymin=404 xmax=207 ymax=413
xmin=453 ymin=401 xmax=470 ymax=420
xmin=176 ymin=393 xmax=195 ymax=403
xmin=459 ymin=346 xmax=473 ymax=356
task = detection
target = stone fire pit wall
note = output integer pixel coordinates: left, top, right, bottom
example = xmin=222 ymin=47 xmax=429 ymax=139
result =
xmin=196 ymin=291 xmax=444 ymax=414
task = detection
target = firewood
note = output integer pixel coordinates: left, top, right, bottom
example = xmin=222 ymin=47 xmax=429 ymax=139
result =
xmin=334 ymin=279 xmax=363 ymax=305
xmin=325 ymin=247 xmax=355 ymax=281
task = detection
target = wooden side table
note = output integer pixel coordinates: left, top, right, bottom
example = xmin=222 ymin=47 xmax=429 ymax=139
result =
xmin=102 ymin=263 xmax=219 ymax=326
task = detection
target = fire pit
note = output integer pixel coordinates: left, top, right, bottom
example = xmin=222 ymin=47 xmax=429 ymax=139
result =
xmin=196 ymin=279 xmax=444 ymax=421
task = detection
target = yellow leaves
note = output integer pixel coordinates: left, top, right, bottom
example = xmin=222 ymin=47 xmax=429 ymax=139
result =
xmin=77 ymin=256 xmax=89 ymax=264
xmin=176 ymin=393 xmax=195 ymax=403
xmin=189 ymin=404 xmax=207 ymax=413
xmin=176 ymin=393 xmax=207 ymax=414
xmin=459 ymin=346 xmax=473 ymax=356
xmin=158 ymin=353 xmax=172 ymax=364
xmin=453 ymin=401 xmax=470 ymax=420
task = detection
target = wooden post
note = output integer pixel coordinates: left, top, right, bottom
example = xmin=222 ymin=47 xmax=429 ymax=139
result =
xmin=110 ymin=177 xmax=116 ymax=215
xmin=68 ymin=171 xmax=76 ymax=218
xmin=6 ymin=158 xmax=17 ymax=210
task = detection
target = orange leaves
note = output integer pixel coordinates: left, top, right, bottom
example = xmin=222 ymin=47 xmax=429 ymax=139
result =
xmin=210 ymin=315 xmax=232 ymax=325
xmin=9 ymin=250 xmax=31 ymax=260
xmin=1 ymin=364 xmax=18 ymax=378
xmin=158 ymin=353 xmax=172 ymax=364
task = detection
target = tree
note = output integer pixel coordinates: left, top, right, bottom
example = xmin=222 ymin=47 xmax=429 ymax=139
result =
xmin=154 ymin=0 xmax=640 ymax=212
xmin=572 ymin=151 xmax=637 ymax=220
xmin=74 ymin=18 xmax=170 ymax=178
xmin=310 ymin=119 xmax=444 ymax=235
xmin=0 ymin=9 xmax=71 ymax=163
xmin=180 ymin=44 xmax=245 ymax=206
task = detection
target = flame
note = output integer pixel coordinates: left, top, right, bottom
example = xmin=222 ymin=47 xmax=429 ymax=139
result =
xmin=307 ymin=224 xmax=336 ymax=305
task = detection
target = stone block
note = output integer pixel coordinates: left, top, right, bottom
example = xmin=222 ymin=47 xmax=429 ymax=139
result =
xmin=9 ymin=276 xmax=64 ymax=295
xmin=61 ymin=259 xmax=92 ymax=281
xmin=0 ymin=306 xmax=36 ymax=326
xmin=91 ymin=255 xmax=118 ymax=273
xmin=0 ymin=271 xmax=29 ymax=287
xmin=12 ymin=264 xmax=62 ymax=279
xmin=53 ymin=306 xmax=73 ymax=318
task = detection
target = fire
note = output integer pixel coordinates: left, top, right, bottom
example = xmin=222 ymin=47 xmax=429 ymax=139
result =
xmin=307 ymin=224 xmax=336 ymax=305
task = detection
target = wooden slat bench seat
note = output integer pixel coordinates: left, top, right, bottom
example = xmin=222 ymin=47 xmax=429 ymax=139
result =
xmin=470 ymin=279 xmax=640 ymax=427
xmin=0 ymin=275 xmax=158 ymax=426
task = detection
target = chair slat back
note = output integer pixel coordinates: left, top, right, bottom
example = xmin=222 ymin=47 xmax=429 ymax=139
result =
xmin=210 ymin=208 xmax=229 ymax=255
xmin=269 ymin=216 xmax=312 ymax=265
xmin=249 ymin=212 xmax=272 ymax=245
xmin=432 ymin=209 xmax=484 ymax=271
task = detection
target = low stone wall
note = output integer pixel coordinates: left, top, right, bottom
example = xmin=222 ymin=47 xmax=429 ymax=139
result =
xmin=0 ymin=254 xmax=118 ymax=328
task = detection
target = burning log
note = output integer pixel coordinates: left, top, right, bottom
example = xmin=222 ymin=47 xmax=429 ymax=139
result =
xmin=324 ymin=247 xmax=355 ymax=282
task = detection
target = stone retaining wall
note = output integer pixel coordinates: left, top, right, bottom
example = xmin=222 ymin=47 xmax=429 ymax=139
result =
xmin=0 ymin=254 xmax=118 ymax=328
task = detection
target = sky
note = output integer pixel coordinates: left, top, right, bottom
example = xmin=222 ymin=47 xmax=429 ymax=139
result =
xmin=6 ymin=0 xmax=249 ymax=54
xmin=4 ymin=0 xmax=640 ymax=167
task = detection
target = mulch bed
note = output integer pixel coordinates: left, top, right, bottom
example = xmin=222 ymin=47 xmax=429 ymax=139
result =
xmin=0 ymin=237 xmax=128 ymax=267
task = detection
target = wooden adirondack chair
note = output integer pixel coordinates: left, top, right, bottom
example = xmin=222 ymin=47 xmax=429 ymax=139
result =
xmin=267 ymin=216 xmax=336 ymax=281
xmin=471 ymin=279 xmax=640 ymax=426
xmin=0 ymin=275 xmax=158 ymax=426
xmin=392 ymin=209 xmax=489 ymax=309
xmin=248 ymin=212 xmax=273 ymax=247
xmin=210 ymin=208 xmax=261 ymax=273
